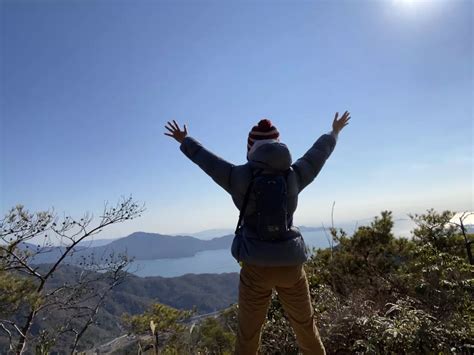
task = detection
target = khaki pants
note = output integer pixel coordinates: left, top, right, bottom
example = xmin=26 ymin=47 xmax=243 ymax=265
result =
xmin=234 ymin=263 xmax=326 ymax=355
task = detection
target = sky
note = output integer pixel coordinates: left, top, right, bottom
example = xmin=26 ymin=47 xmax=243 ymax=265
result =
xmin=1 ymin=0 xmax=472 ymax=239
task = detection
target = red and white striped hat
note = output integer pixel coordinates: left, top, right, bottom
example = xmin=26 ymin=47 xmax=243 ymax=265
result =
xmin=247 ymin=119 xmax=280 ymax=152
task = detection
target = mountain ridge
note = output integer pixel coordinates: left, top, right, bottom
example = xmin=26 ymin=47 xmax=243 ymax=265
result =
xmin=27 ymin=232 xmax=234 ymax=264
xmin=25 ymin=226 xmax=332 ymax=266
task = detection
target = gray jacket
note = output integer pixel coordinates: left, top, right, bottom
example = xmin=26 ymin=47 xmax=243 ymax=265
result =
xmin=179 ymin=133 xmax=337 ymax=266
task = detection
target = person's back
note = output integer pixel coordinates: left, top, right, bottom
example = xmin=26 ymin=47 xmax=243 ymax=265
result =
xmin=164 ymin=111 xmax=351 ymax=355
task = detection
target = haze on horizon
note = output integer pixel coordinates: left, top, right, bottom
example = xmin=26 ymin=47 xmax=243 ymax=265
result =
xmin=1 ymin=0 xmax=472 ymax=239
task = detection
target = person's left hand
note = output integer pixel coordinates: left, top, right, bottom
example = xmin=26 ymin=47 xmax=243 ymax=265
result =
xmin=164 ymin=120 xmax=188 ymax=143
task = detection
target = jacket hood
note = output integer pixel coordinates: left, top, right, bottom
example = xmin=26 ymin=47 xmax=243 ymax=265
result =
xmin=247 ymin=142 xmax=292 ymax=171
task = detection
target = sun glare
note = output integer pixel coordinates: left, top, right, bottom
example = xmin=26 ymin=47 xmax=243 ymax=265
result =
xmin=391 ymin=0 xmax=440 ymax=16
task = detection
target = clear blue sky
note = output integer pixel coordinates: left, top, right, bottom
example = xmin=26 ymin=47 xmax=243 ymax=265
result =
xmin=1 ymin=0 xmax=472 ymax=238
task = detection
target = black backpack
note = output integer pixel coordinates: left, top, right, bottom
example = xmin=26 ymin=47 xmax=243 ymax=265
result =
xmin=235 ymin=169 xmax=291 ymax=241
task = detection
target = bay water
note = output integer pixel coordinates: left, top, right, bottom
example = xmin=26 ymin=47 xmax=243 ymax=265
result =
xmin=128 ymin=219 xmax=417 ymax=277
xmin=128 ymin=230 xmax=331 ymax=277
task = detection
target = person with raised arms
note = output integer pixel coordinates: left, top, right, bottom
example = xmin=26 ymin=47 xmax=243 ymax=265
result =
xmin=165 ymin=111 xmax=351 ymax=355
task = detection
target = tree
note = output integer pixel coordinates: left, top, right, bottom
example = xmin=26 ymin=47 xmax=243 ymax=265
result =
xmin=0 ymin=195 xmax=145 ymax=354
xmin=446 ymin=211 xmax=472 ymax=265
xmin=125 ymin=208 xmax=470 ymax=354
xmin=191 ymin=316 xmax=235 ymax=355
xmin=255 ymin=209 xmax=472 ymax=353
xmin=408 ymin=209 xmax=467 ymax=256
xmin=305 ymin=209 xmax=473 ymax=353
xmin=123 ymin=302 xmax=193 ymax=354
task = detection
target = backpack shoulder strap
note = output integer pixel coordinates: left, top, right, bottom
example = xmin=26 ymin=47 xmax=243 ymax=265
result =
xmin=234 ymin=168 xmax=263 ymax=234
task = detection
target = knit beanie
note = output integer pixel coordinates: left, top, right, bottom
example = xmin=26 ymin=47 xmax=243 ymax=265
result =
xmin=247 ymin=119 xmax=280 ymax=152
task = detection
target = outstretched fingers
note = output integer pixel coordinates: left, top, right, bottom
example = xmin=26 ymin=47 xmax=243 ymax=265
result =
xmin=165 ymin=124 xmax=175 ymax=133
xmin=164 ymin=119 xmax=188 ymax=143
xmin=166 ymin=121 xmax=177 ymax=131
xmin=332 ymin=110 xmax=351 ymax=133
xmin=341 ymin=111 xmax=351 ymax=127
xmin=172 ymin=120 xmax=181 ymax=131
xmin=164 ymin=121 xmax=178 ymax=139
xmin=339 ymin=111 xmax=350 ymax=120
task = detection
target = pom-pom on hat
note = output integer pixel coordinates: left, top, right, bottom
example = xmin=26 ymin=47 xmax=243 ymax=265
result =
xmin=247 ymin=119 xmax=280 ymax=152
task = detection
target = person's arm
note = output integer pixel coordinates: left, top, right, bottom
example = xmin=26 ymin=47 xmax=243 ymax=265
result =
xmin=292 ymin=111 xmax=351 ymax=192
xmin=164 ymin=120 xmax=234 ymax=193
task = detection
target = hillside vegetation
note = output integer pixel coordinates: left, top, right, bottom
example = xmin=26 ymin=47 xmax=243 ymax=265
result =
xmin=125 ymin=209 xmax=473 ymax=354
xmin=0 ymin=199 xmax=240 ymax=354
xmin=1 ymin=208 xmax=472 ymax=354
xmin=0 ymin=268 xmax=238 ymax=353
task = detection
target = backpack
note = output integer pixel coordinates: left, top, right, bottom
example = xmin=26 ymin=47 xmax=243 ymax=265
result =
xmin=235 ymin=169 xmax=291 ymax=241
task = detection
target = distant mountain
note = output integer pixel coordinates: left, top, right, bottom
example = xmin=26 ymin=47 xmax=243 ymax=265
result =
xmin=28 ymin=232 xmax=234 ymax=265
xmin=77 ymin=238 xmax=116 ymax=247
xmin=25 ymin=228 xmax=331 ymax=266
xmin=24 ymin=217 xmax=429 ymax=267
xmin=177 ymin=228 xmax=235 ymax=240
xmin=105 ymin=232 xmax=233 ymax=259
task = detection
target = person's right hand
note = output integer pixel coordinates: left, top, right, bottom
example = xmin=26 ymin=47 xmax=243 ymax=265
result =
xmin=332 ymin=111 xmax=351 ymax=134
xmin=164 ymin=120 xmax=188 ymax=144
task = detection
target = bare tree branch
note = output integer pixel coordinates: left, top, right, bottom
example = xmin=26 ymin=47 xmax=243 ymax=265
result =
xmin=0 ymin=196 xmax=144 ymax=354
